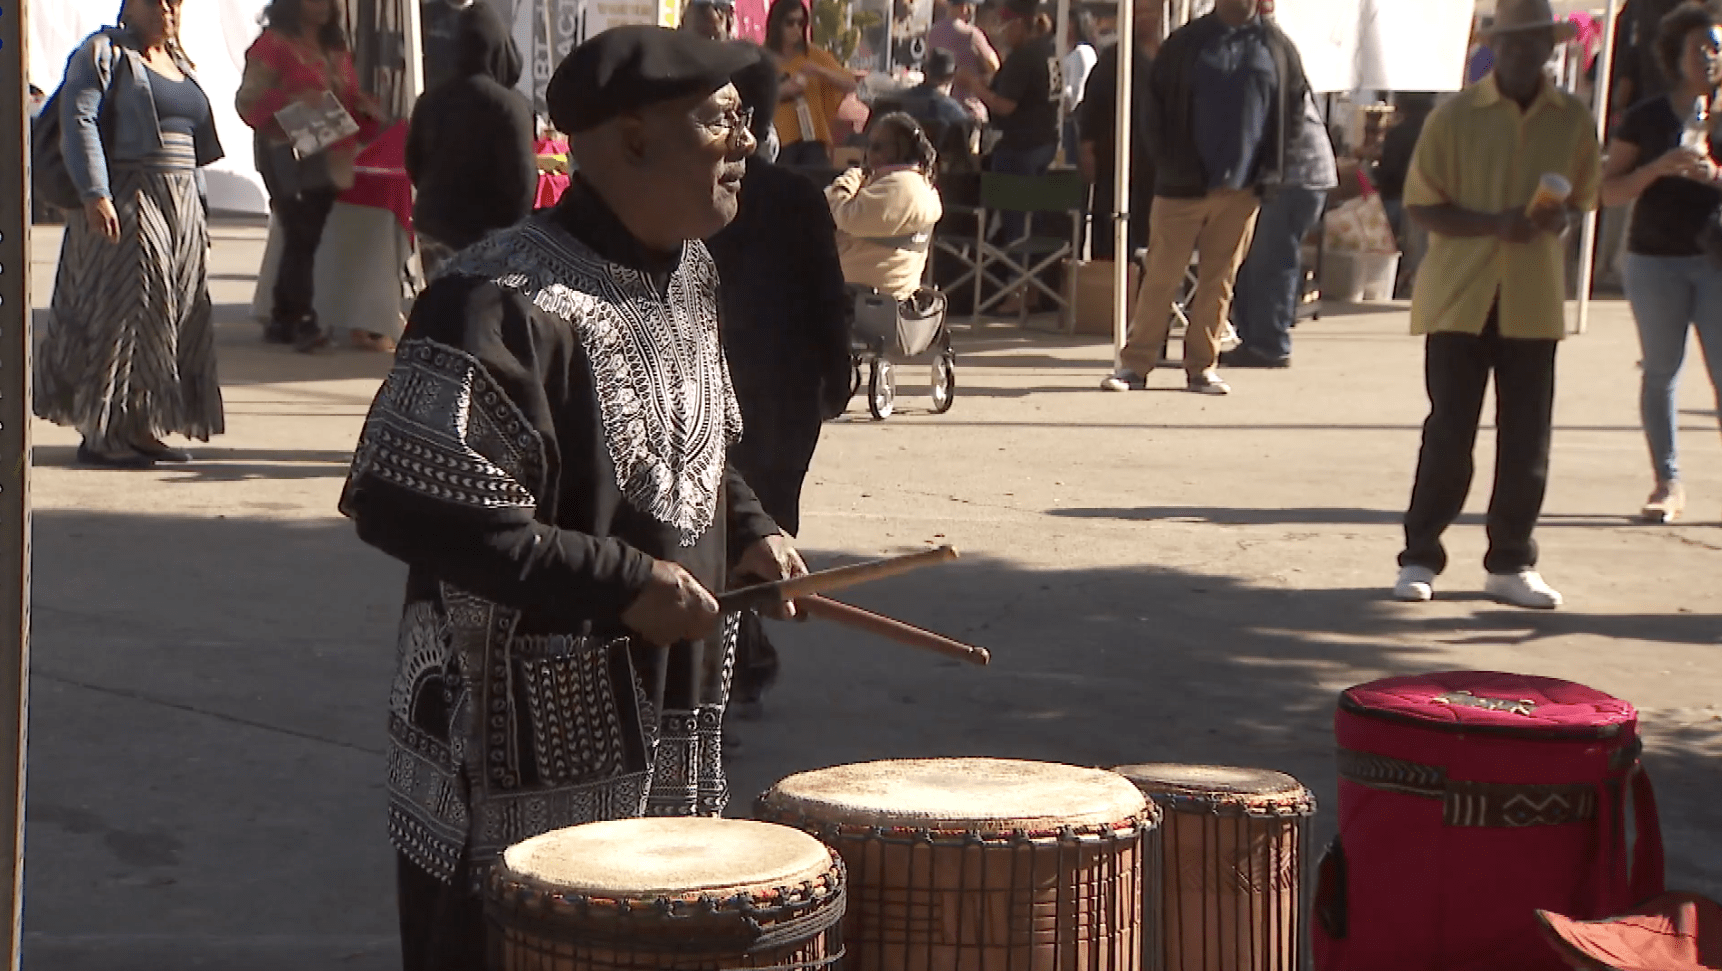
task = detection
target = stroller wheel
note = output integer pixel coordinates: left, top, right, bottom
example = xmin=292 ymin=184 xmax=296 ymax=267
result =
xmin=930 ymin=354 xmax=955 ymax=414
xmin=868 ymin=359 xmax=895 ymax=420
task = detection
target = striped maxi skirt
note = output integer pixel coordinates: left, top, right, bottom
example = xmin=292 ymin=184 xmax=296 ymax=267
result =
xmin=35 ymin=145 xmax=225 ymax=449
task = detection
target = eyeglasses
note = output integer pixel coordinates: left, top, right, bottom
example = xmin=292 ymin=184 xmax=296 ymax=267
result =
xmin=694 ymin=106 xmax=755 ymax=145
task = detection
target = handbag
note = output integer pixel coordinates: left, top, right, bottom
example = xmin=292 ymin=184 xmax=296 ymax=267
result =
xmin=256 ymin=134 xmax=339 ymax=200
xmin=31 ymin=34 xmax=123 ymax=211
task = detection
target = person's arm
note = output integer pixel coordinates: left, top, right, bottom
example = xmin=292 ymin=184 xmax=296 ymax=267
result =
xmin=967 ymin=51 xmax=1023 ymax=117
xmin=234 ymin=34 xmax=294 ymax=132
xmin=60 ymin=35 xmax=115 ymax=204
xmin=404 ymin=97 xmax=429 ymax=185
xmin=724 ymin=464 xmax=783 ymax=558
xmin=826 ymin=172 xmax=916 ymax=237
xmin=60 ymin=36 xmax=124 ymax=241
xmin=973 ymin=28 xmax=1001 ymax=78
xmin=806 ymin=49 xmax=858 ymax=94
xmin=340 ymin=278 xmax=664 ymax=632
xmin=1598 ymin=124 xmax=1709 ymax=208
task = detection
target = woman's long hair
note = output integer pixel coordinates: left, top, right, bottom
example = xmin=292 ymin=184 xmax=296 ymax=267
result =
xmin=262 ymin=0 xmax=350 ymax=51
xmin=116 ymin=0 xmax=195 ymax=67
xmin=764 ymin=0 xmax=810 ymax=57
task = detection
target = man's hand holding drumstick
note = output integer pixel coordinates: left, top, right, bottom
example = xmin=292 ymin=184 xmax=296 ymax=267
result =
xmin=622 ymin=533 xmax=809 ymax=647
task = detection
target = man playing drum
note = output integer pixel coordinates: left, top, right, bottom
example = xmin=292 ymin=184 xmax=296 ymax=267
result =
xmin=338 ymin=27 xmax=805 ymax=971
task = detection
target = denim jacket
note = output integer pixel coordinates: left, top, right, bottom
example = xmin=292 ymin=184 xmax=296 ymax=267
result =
xmin=60 ymin=27 xmax=225 ymax=201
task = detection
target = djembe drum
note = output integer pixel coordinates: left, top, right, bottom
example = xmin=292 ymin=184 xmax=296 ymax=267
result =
xmin=485 ymin=817 xmax=847 ymax=970
xmin=1113 ymin=764 xmax=1315 ymax=971
xmin=756 ymin=757 xmax=1154 ymax=971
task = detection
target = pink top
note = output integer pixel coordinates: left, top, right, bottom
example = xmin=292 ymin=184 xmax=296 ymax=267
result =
xmin=239 ymin=29 xmax=371 ymax=150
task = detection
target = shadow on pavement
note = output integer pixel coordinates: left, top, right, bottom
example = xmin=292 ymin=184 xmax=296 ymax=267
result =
xmin=21 ymin=512 xmax=1722 ymax=969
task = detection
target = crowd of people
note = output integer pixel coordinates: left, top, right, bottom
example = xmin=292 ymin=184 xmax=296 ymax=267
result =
xmin=27 ymin=0 xmax=1722 ymax=959
xmin=31 ymin=0 xmax=1722 ymax=624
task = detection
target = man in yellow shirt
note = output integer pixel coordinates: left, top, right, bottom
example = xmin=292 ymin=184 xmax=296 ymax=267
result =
xmin=1392 ymin=0 xmax=1600 ymax=610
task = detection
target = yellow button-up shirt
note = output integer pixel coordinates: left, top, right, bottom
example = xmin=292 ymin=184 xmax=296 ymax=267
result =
xmin=1404 ymin=76 xmax=1601 ymax=340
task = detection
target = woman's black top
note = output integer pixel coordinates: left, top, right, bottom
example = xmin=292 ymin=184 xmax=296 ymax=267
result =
xmin=1616 ymin=95 xmax=1722 ymax=258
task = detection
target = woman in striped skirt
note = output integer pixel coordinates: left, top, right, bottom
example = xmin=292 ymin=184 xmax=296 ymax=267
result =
xmin=35 ymin=0 xmax=226 ymax=468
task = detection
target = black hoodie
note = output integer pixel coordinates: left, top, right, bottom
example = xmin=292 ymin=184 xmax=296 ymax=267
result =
xmin=405 ymin=1 xmax=536 ymax=249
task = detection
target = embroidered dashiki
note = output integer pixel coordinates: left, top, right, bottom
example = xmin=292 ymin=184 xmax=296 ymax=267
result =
xmin=340 ymin=182 xmax=781 ymax=896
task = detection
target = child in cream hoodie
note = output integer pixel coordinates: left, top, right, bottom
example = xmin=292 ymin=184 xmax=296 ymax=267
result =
xmin=825 ymin=113 xmax=945 ymax=300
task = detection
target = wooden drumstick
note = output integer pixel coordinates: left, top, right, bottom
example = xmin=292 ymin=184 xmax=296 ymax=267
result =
xmin=799 ymin=595 xmax=990 ymax=667
xmin=718 ymin=545 xmax=959 ymax=613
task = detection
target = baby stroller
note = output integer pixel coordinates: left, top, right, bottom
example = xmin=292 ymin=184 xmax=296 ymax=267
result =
xmin=848 ymin=285 xmax=955 ymax=420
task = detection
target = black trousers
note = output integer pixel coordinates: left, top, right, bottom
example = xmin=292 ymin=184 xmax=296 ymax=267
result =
xmin=1400 ymin=309 xmax=1558 ymax=575
xmin=271 ymin=187 xmax=340 ymax=325
xmin=397 ymin=853 xmax=488 ymax=971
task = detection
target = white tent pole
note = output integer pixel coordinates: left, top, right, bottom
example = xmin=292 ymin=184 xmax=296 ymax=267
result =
xmin=403 ymin=0 xmax=426 ymax=104
xmin=1575 ymin=0 xmax=1619 ymax=336
xmin=1111 ymin=0 xmax=1136 ymax=365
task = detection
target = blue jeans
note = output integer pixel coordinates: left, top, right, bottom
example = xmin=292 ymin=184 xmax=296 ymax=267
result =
xmin=1622 ymin=252 xmax=1722 ymax=484
xmin=989 ymin=142 xmax=1057 ymax=244
xmin=1232 ymin=186 xmax=1326 ymax=361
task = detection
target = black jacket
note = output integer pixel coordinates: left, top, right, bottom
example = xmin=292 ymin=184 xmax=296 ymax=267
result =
xmin=1080 ymin=42 xmax=1155 ymax=191
xmin=706 ymin=158 xmax=852 ymax=493
xmin=405 ymin=2 xmax=536 ymax=249
xmin=1145 ymin=13 xmax=1311 ymax=199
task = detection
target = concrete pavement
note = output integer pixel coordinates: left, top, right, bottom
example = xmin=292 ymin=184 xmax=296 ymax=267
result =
xmin=22 ymin=219 xmax=1722 ymax=969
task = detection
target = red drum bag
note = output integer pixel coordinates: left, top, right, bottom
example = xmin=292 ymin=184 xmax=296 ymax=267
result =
xmin=1312 ymin=671 xmax=1664 ymax=971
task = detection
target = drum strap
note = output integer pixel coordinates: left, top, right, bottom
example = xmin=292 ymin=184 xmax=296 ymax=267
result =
xmin=1337 ymin=748 xmax=1599 ymax=828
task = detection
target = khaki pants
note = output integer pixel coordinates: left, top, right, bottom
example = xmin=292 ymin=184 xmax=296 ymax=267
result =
xmin=1120 ymin=189 xmax=1262 ymax=377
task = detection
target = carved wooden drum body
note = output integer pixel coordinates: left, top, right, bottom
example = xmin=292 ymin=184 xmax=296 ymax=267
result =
xmin=757 ymin=757 xmax=1154 ymax=971
xmin=1113 ymin=765 xmax=1314 ymax=971
xmin=486 ymin=817 xmax=847 ymax=970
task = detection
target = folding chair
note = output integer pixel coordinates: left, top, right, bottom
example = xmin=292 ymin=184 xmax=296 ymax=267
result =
xmin=928 ymin=171 xmax=984 ymax=307
xmin=969 ymin=170 xmax=1088 ymax=329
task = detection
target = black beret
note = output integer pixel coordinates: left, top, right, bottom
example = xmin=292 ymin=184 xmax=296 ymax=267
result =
xmin=548 ymin=25 xmax=760 ymax=134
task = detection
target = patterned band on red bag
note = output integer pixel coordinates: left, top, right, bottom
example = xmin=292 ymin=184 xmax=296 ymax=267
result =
xmin=1339 ymin=749 xmax=1600 ymax=828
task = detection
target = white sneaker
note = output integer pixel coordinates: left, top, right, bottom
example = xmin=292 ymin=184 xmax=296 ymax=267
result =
xmin=1393 ymin=565 xmax=1436 ymax=602
xmin=1484 ymin=570 xmax=1563 ymax=610
xmin=1186 ymin=371 xmax=1231 ymax=395
xmin=1100 ymin=368 xmax=1147 ymax=392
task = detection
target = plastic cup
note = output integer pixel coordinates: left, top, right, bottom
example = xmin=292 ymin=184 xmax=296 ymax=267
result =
xmin=1526 ymin=173 xmax=1572 ymax=216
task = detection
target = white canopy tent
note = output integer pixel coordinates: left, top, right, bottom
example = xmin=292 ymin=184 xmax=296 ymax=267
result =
xmin=30 ymin=0 xmax=275 ymax=214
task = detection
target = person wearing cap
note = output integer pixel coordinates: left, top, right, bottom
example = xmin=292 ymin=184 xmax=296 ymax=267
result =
xmin=893 ymin=47 xmax=980 ymax=172
xmin=927 ymin=0 xmax=1001 ymax=123
xmin=1100 ymin=0 xmax=1313 ymax=396
xmin=683 ymin=0 xmax=737 ymax=41
xmin=339 ymin=28 xmax=805 ymax=968
xmin=707 ymin=48 xmax=852 ymax=717
xmin=1390 ymin=0 xmax=1600 ymax=610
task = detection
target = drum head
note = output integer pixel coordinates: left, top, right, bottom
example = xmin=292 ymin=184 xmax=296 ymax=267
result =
xmin=1112 ymin=763 xmax=1311 ymax=810
xmin=499 ymin=817 xmax=835 ymax=900
xmin=761 ymin=758 xmax=1148 ymax=833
